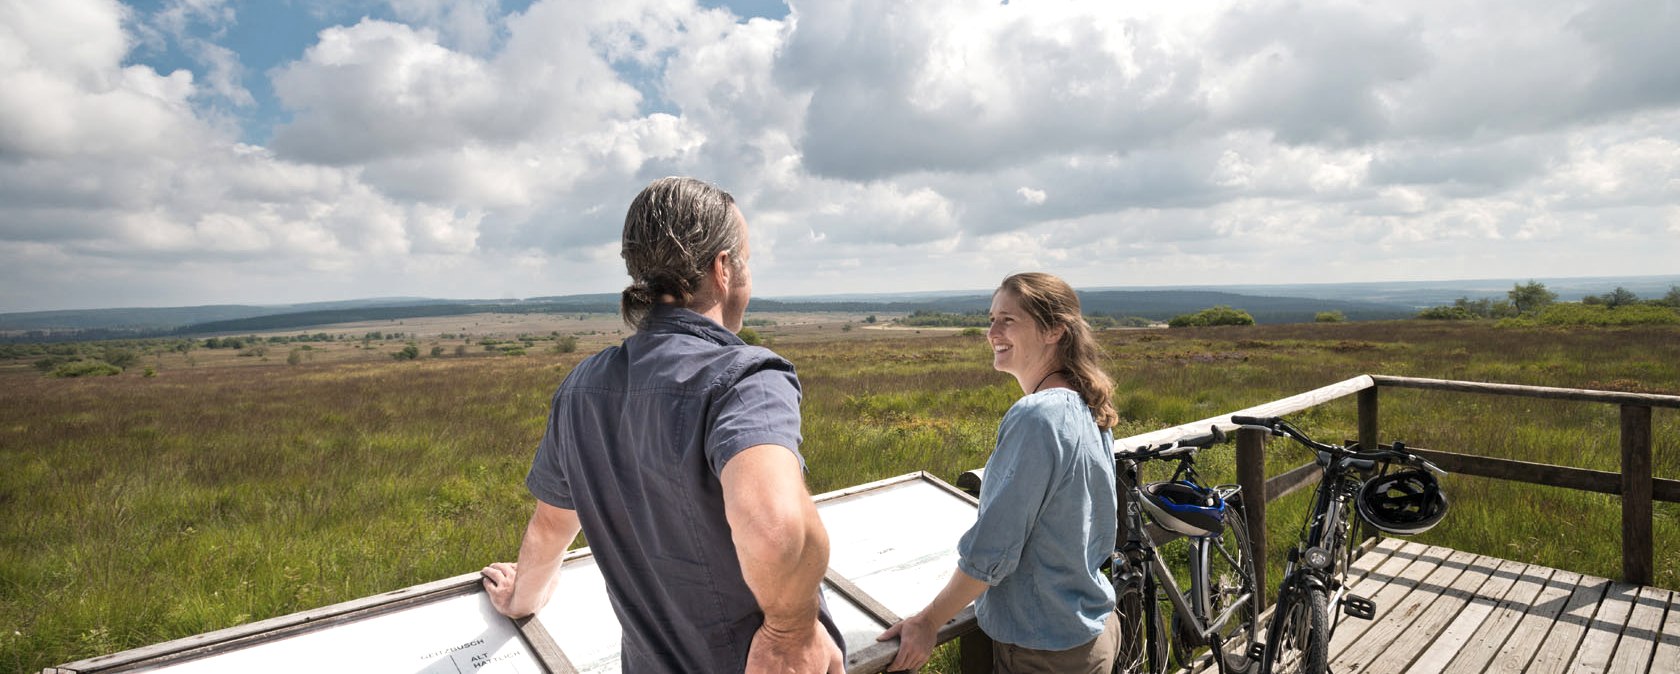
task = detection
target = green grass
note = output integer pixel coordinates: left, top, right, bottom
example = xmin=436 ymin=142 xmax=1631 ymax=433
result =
xmin=2 ymin=321 xmax=1678 ymax=672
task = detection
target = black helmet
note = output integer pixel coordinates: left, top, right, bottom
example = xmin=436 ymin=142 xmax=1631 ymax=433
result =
xmin=1355 ymin=469 xmax=1448 ymax=535
xmin=1141 ymin=481 xmax=1226 ymax=537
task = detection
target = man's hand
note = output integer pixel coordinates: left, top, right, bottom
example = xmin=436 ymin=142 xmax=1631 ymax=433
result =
xmin=876 ymin=613 xmax=937 ymax=672
xmin=746 ymin=618 xmax=846 ymax=674
xmin=481 ymin=562 xmax=521 ymax=618
xmin=480 ymin=502 xmax=582 ymax=619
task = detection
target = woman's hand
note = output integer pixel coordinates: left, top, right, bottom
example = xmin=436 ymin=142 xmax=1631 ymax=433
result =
xmin=877 ymin=614 xmax=938 ymax=672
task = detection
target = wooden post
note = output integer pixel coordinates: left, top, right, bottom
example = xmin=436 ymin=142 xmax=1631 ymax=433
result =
xmin=1356 ymin=387 xmax=1380 ymax=545
xmin=959 ymin=631 xmax=994 ymax=673
xmin=1237 ymin=427 xmax=1268 ymax=610
xmin=1621 ymin=404 xmax=1653 ymax=585
xmin=1357 ymin=387 xmax=1379 ymax=452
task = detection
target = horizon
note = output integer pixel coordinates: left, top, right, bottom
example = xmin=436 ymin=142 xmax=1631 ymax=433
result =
xmin=3 ymin=1 xmax=1678 ymax=313
xmin=7 ymin=272 xmax=1678 ymax=316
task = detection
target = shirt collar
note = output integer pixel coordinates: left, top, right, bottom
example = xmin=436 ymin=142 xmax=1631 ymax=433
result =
xmin=643 ymin=303 xmax=744 ymax=346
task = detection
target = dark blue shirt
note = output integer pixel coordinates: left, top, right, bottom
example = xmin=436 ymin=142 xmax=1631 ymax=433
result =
xmin=526 ymin=304 xmax=841 ymax=672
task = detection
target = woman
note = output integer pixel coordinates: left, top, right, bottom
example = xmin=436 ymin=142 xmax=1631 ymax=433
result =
xmin=878 ymin=272 xmax=1121 ymax=672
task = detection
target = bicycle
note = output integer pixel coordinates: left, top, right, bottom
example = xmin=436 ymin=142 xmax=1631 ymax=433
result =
xmin=1230 ymin=415 xmax=1449 ymax=674
xmin=1111 ymin=426 xmax=1261 ymax=674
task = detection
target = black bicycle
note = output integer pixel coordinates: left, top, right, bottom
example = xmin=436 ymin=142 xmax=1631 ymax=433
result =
xmin=1111 ymin=427 xmax=1260 ymax=674
xmin=1231 ymin=416 xmax=1449 ymax=674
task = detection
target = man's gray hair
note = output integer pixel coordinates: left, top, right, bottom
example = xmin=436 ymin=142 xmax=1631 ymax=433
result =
xmin=620 ymin=177 xmax=743 ymax=328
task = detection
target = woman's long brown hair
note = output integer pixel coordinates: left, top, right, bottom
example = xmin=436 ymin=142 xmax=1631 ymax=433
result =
xmin=997 ymin=272 xmax=1118 ymax=430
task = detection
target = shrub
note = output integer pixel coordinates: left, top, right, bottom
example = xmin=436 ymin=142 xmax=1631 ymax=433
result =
xmin=286 ymin=350 xmax=304 ymax=366
xmin=392 ymin=345 xmax=420 ymax=361
xmin=1513 ymin=303 xmax=1680 ymax=327
xmin=430 ymin=346 xmax=445 ymax=357
xmin=50 ymin=360 xmax=122 ymax=378
xmin=501 ymin=348 xmax=527 ymax=356
xmin=1416 ymin=306 xmax=1479 ymax=321
xmin=738 ymin=327 xmax=764 ymax=346
xmin=1508 ymin=281 xmax=1557 ymax=315
xmin=103 ymin=348 xmax=140 ymax=369
xmin=455 ymin=345 xmax=467 ymax=356
xmin=551 ymin=335 xmax=579 ymax=354
xmin=1315 ymin=311 xmax=1346 ymax=323
xmin=1168 ymin=306 xmax=1255 ymax=328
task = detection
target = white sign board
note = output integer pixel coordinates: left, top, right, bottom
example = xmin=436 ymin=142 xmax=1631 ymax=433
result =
xmin=50 ymin=473 xmax=979 ymax=674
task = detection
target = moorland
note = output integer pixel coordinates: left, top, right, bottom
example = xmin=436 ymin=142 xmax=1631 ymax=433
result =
xmin=2 ymin=314 xmax=1676 ymax=672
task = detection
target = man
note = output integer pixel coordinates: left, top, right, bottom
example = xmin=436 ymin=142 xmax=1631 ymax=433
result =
xmin=481 ymin=177 xmax=845 ymax=673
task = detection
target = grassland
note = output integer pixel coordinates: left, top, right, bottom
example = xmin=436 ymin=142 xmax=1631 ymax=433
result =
xmin=2 ymin=317 xmax=1677 ymax=672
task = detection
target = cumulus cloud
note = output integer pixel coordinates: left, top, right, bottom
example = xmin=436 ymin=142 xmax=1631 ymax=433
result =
xmin=1 ymin=0 xmax=1678 ymax=312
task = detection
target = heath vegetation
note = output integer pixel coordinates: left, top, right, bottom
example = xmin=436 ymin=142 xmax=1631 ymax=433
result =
xmin=1 ymin=317 xmax=1676 ymax=672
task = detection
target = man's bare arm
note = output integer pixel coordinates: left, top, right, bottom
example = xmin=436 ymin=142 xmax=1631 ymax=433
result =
xmin=482 ymin=500 xmax=583 ymax=619
xmin=720 ymin=444 xmax=843 ymax=672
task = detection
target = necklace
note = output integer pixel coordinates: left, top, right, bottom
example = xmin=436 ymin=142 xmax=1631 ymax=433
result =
xmin=1032 ymin=369 xmax=1067 ymax=393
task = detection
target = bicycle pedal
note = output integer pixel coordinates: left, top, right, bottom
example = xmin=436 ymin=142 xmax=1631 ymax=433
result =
xmin=1248 ymin=642 xmax=1266 ymax=661
xmin=1341 ymin=594 xmax=1377 ymax=620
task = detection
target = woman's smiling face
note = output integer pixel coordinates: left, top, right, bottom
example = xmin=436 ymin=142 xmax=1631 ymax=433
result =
xmin=988 ymin=289 xmax=1060 ymax=379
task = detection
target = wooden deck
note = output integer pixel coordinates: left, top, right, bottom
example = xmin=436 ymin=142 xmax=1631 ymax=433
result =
xmin=1246 ymin=538 xmax=1680 ymax=674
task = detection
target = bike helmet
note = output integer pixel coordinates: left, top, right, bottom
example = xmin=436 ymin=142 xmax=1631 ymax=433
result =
xmin=1355 ymin=469 xmax=1449 ymax=535
xmin=1140 ymin=481 xmax=1226 ymax=537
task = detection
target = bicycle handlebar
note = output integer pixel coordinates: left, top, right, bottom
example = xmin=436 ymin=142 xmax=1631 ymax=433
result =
xmin=1120 ymin=425 xmax=1228 ymax=461
xmin=1229 ymin=415 xmax=1445 ymax=473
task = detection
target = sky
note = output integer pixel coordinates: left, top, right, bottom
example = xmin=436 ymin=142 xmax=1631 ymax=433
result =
xmin=1 ymin=0 xmax=1677 ymax=312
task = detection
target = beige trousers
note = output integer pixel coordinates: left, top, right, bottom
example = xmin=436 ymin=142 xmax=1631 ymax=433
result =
xmin=991 ymin=610 xmax=1123 ymax=674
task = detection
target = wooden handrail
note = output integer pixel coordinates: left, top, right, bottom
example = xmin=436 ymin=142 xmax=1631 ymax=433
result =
xmin=1369 ymin=375 xmax=1680 ymax=408
xmin=1224 ymin=374 xmax=1671 ymax=599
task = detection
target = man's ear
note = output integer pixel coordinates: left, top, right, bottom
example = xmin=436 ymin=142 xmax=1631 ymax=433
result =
xmin=710 ymin=250 xmax=733 ymax=293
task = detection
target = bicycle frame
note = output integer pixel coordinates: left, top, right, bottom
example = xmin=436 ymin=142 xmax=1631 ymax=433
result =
xmin=1275 ymin=453 xmax=1365 ymax=626
xmin=1115 ymin=453 xmax=1255 ymax=663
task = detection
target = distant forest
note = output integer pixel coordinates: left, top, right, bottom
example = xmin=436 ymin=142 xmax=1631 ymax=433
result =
xmin=0 ymin=290 xmax=1419 ymax=342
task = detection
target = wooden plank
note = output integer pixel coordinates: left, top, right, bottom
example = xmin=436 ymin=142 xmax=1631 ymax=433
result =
xmin=1265 ymin=460 xmax=1321 ymax=502
xmin=1405 ymin=558 xmax=1532 ymax=674
xmin=1608 ymin=585 xmax=1672 ymax=673
xmin=1405 ymin=447 xmax=1680 ymax=504
xmin=1370 ymin=375 xmax=1680 ymax=409
xmin=1353 ymin=551 xmax=1506 ymax=674
xmin=1444 ymin=567 xmax=1571 ymax=674
xmin=519 ymin=616 xmax=579 ymax=674
xmin=1652 ymin=588 xmax=1680 ymax=674
xmin=1114 ymin=375 xmax=1375 ymax=452
xmin=1327 ymin=543 xmax=1452 ymax=660
xmin=1567 ymin=580 xmax=1639 ymax=673
xmin=1346 ymin=538 xmax=1408 ymax=584
xmin=1519 ymin=573 xmax=1611 ymax=674
xmin=824 ymin=568 xmax=904 ymax=627
xmin=1622 ymin=404 xmax=1654 ymax=585
xmin=846 ymin=605 xmax=979 ymax=674
xmin=1330 ymin=548 xmax=1475 ymax=672
xmin=52 ymin=570 xmax=490 ymax=671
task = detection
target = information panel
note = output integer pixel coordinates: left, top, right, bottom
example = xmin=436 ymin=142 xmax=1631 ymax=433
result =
xmin=50 ymin=472 xmax=979 ymax=674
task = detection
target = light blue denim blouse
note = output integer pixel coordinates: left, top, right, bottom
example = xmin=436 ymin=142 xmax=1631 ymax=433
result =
xmin=957 ymin=388 xmax=1118 ymax=650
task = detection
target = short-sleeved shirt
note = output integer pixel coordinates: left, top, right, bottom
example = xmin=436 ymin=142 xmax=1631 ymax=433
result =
xmin=525 ymin=304 xmax=842 ymax=672
xmin=957 ymin=388 xmax=1118 ymax=650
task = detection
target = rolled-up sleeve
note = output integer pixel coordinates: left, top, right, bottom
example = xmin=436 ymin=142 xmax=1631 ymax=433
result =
xmin=526 ymin=389 xmax=576 ymax=509
xmin=956 ymin=405 xmax=1060 ymax=585
xmin=706 ymin=359 xmax=804 ymax=476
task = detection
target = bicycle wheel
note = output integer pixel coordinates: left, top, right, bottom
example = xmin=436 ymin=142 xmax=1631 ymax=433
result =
xmin=1261 ymin=584 xmax=1328 ymax=674
xmin=1205 ymin=507 xmax=1260 ymax=674
xmin=1113 ymin=575 xmax=1152 ymax=673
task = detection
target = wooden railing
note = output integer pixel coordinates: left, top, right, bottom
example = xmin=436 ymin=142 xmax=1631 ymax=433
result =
xmin=1126 ymin=374 xmax=1680 ymax=606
